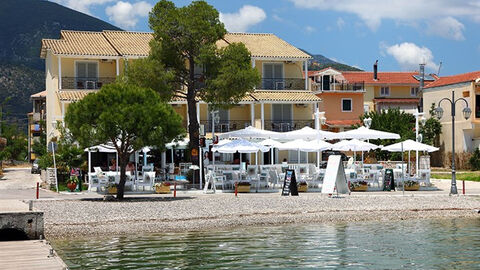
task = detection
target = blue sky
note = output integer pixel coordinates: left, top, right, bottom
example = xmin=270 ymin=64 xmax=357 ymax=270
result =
xmin=50 ymin=0 xmax=480 ymax=76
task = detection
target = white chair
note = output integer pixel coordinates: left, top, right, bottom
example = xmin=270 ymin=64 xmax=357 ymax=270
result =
xmin=88 ymin=172 xmax=101 ymax=191
xmin=137 ymin=171 xmax=155 ymax=191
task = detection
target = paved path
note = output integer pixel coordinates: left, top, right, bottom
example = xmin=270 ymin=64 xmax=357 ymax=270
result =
xmin=0 ymin=167 xmax=62 ymax=200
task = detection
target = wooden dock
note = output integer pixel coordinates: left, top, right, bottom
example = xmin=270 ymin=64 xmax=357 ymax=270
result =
xmin=0 ymin=240 xmax=68 ymax=270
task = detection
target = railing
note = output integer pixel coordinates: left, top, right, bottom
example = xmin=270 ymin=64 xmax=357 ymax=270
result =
xmin=61 ymin=77 xmax=116 ymax=90
xmin=257 ymin=78 xmax=306 ymax=90
xmin=312 ymin=81 xmax=365 ymax=92
xmin=264 ymin=120 xmax=314 ymax=132
xmin=200 ymin=120 xmax=251 ymax=133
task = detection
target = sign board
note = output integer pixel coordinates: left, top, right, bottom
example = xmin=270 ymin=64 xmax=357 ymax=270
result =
xmin=47 ymin=142 xmax=58 ymax=153
xmin=321 ymin=155 xmax=349 ymax=195
xmin=282 ymin=169 xmax=298 ymax=196
xmin=191 ymin=148 xmax=199 ymax=156
xmin=383 ymin=169 xmax=395 ymax=191
xmin=199 ymin=124 xmax=205 ymax=136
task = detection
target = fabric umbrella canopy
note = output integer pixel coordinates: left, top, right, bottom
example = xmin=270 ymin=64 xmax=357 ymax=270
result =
xmin=215 ymin=139 xmax=233 ymax=146
xmin=217 ymin=126 xmax=281 ymax=139
xmin=84 ymin=144 xmax=117 ymax=153
xmin=339 ymin=126 xmax=400 ymax=140
xmin=166 ymin=138 xmax=189 ymax=149
xmin=381 ymin=139 xmax=439 ymax=152
xmin=277 ymin=139 xmax=310 ymax=164
xmin=279 ymin=126 xmax=340 ymax=140
xmin=332 ymin=139 xmax=380 ymax=152
xmin=212 ymin=139 xmax=269 ymax=153
xmin=299 ymin=139 xmax=333 ymax=152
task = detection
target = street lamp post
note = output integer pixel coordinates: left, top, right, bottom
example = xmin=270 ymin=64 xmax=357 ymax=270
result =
xmin=414 ymin=110 xmax=426 ymax=174
xmin=435 ymin=90 xmax=472 ymax=195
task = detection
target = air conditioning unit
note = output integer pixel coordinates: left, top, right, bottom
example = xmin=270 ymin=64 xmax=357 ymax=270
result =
xmin=284 ymin=60 xmax=295 ymax=64
xmin=295 ymin=103 xmax=308 ymax=108
xmin=101 ymin=59 xmax=113 ymax=63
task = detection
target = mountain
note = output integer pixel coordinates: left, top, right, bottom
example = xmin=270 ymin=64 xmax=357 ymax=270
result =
xmin=0 ymin=0 xmax=121 ymax=126
xmin=300 ymin=49 xmax=362 ymax=72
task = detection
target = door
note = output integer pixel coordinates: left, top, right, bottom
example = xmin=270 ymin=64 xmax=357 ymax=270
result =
xmin=263 ymin=63 xmax=284 ymax=89
xmin=322 ymin=75 xmax=330 ymax=90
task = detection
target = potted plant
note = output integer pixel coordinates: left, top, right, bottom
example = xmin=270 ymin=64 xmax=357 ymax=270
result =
xmin=236 ymin=181 xmax=251 ymax=193
xmin=154 ymin=182 xmax=171 ymax=194
xmin=349 ymin=180 xmax=368 ymax=191
xmin=106 ymin=183 xmax=118 ymax=194
xmin=66 ymin=176 xmax=78 ymax=192
xmin=404 ymin=180 xmax=420 ymax=191
xmin=298 ymin=181 xmax=308 ymax=192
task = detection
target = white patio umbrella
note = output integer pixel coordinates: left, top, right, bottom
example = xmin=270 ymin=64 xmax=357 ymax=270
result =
xmin=218 ymin=126 xmax=281 ymax=139
xmin=332 ymin=139 xmax=380 ymax=162
xmin=279 ymin=126 xmax=340 ymax=140
xmin=299 ymin=139 xmax=333 ymax=168
xmin=166 ymin=138 xmax=189 ymax=165
xmin=382 ymin=139 xmax=439 ymax=176
xmin=260 ymin=138 xmax=282 ymax=165
xmin=212 ymin=139 xmax=269 ymax=168
xmin=339 ymin=126 xmax=400 ymax=140
xmin=277 ymin=139 xmax=310 ymax=164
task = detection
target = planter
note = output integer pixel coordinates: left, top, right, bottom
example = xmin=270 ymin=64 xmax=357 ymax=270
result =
xmin=350 ymin=183 xmax=368 ymax=192
xmin=107 ymin=186 xmax=117 ymax=194
xmin=66 ymin=182 xmax=77 ymax=192
xmin=155 ymin=184 xmax=171 ymax=194
xmin=404 ymin=183 xmax=420 ymax=191
xmin=298 ymin=182 xmax=308 ymax=192
xmin=237 ymin=183 xmax=251 ymax=193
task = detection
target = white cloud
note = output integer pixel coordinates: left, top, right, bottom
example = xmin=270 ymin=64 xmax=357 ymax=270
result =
xmin=337 ymin=17 xmax=345 ymax=30
xmin=426 ymin=17 xmax=465 ymax=40
xmin=51 ymin=0 xmax=114 ymax=15
xmin=272 ymin=14 xmax=283 ymax=22
xmin=219 ymin=5 xmax=266 ymax=32
xmin=304 ymin=25 xmax=316 ymax=33
xmin=384 ymin=42 xmax=438 ymax=71
xmin=288 ymin=0 xmax=480 ymax=39
xmin=105 ymin=1 xmax=152 ymax=29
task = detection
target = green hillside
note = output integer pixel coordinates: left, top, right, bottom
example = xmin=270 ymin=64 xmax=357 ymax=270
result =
xmin=0 ymin=0 xmax=121 ymax=126
xmin=300 ymin=49 xmax=362 ymax=71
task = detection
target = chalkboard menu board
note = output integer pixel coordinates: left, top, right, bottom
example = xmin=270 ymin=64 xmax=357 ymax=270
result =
xmin=383 ymin=169 xmax=395 ymax=191
xmin=282 ymin=169 xmax=298 ymax=196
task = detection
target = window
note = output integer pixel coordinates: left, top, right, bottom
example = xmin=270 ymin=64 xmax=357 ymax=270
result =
xmin=75 ymin=61 xmax=98 ymax=89
xmin=411 ymin=87 xmax=419 ymax=96
xmin=380 ymin=86 xmax=390 ymax=96
xmin=342 ymin=98 xmax=352 ymax=112
xmin=262 ymin=63 xmax=284 ymax=90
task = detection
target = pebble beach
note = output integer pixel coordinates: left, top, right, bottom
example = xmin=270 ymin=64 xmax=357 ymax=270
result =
xmin=33 ymin=191 xmax=480 ymax=239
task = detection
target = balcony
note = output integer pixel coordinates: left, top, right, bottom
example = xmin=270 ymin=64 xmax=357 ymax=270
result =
xmin=200 ymin=120 xmax=251 ymax=133
xmin=312 ymin=81 xmax=365 ymax=92
xmin=258 ymin=78 xmax=306 ymax=90
xmin=264 ymin=120 xmax=314 ymax=132
xmin=61 ymin=77 xmax=116 ymax=90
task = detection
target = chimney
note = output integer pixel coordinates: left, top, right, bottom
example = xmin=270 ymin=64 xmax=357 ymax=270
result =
xmin=373 ymin=60 xmax=378 ymax=80
xmin=418 ymin=63 xmax=425 ymax=113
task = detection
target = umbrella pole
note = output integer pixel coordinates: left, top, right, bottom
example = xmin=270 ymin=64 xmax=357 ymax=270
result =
xmin=317 ymin=150 xmax=320 ymax=168
xmin=306 ymin=151 xmax=309 ymax=164
xmin=271 ymin=148 xmax=274 ymax=165
xmin=402 ymin=143 xmax=405 ymax=196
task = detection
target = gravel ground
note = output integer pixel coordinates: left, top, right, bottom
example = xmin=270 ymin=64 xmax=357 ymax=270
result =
xmin=33 ymin=193 xmax=480 ymax=239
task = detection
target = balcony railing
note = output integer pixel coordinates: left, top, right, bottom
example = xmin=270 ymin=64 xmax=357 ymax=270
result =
xmin=264 ymin=120 xmax=314 ymax=132
xmin=61 ymin=77 xmax=116 ymax=90
xmin=312 ymin=81 xmax=365 ymax=92
xmin=200 ymin=120 xmax=251 ymax=133
xmin=258 ymin=78 xmax=306 ymax=90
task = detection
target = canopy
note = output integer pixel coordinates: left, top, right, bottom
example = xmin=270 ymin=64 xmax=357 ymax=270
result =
xmin=382 ymin=139 xmax=439 ymax=152
xmin=299 ymin=139 xmax=333 ymax=152
xmin=259 ymin=138 xmax=282 ymax=147
xmin=212 ymin=139 xmax=269 ymax=153
xmin=217 ymin=126 xmax=281 ymax=139
xmin=279 ymin=126 xmax=340 ymax=140
xmin=216 ymin=139 xmax=233 ymax=146
xmin=277 ymin=139 xmax=309 ymax=150
xmin=339 ymin=126 xmax=400 ymax=140
xmin=166 ymin=138 xmax=189 ymax=149
xmin=84 ymin=144 xmax=117 ymax=153
xmin=332 ymin=139 xmax=380 ymax=152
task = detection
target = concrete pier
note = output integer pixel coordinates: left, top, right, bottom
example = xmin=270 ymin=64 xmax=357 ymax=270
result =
xmin=0 ymin=200 xmax=44 ymax=240
xmin=0 ymin=240 xmax=68 ymax=269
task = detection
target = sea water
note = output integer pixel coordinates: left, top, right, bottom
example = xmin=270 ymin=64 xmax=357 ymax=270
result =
xmin=52 ymin=218 xmax=480 ymax=269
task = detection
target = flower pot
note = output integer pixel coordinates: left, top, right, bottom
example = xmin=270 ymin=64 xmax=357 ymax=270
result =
xmin=404 ymin=183 xmax=420 ymax=191
xmin=298 ymin=182 xmax=308 ymax=192
xmin=107 ymin=186 xmax=117 ymax=194
xmin=237 ymin=183 xmax=250 ymax=193
xmin=155 ymin=184 xmax=171 ymax=194
xmin=350 ymin=183 xmax=368 ymax=192
xmin=67 ymin=182 xmax=77 ymax=192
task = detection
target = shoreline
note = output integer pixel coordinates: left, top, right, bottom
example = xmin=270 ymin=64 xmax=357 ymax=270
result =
xmin=33 ymin=193 xmax=480 ymax=239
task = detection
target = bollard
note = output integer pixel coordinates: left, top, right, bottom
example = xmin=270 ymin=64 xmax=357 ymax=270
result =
xmin=463 ymin=180 xmax=465 ymax=195
xmin=234 ymin=182 xmax=238 ymax=197
xmin=174 ymin=182 xmax=177 ymax=198
xmin=36 ymin=182 xmax=39 ymax=199
xmin=29 ymin=200 xmax=33 ymax=211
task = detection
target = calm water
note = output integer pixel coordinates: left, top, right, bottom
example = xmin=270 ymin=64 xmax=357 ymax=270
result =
xmin=52 ymin=218 xmax=480 ymax=269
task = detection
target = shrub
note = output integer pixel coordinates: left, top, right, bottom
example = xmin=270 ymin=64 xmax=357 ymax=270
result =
xmin=469 ymin=148 xmax=480 ymax=170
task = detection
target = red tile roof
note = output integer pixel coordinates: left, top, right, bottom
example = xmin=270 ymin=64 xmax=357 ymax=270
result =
xmin=326 ymin=119 xmax=361 ymax=127
xmin=424 ymin=71 xmax=480 ymax=89
xmin=341 ymin=71 xmax=428 ymax=85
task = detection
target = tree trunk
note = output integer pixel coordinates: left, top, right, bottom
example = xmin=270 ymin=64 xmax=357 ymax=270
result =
xmin=187 ymin=57 xmax=200 ymax=185
xmin=116 ymin=153 xmax=128 ymax=200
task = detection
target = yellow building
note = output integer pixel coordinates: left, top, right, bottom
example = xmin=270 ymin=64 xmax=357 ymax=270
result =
xmin=423 ymin=71 xmax=480 ymax=157
xmin=27 ymin=90 xmax=46 ymax=161
xmin=40 ymin=31 xmax=320 ymax=163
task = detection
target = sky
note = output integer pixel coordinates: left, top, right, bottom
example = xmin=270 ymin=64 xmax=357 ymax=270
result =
xmin=49 ymin=0 xmax=480 ymax=76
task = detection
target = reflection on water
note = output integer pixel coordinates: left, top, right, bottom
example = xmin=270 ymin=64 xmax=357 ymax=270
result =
xmin=52 ymin=218 xmax=480 ymax=269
